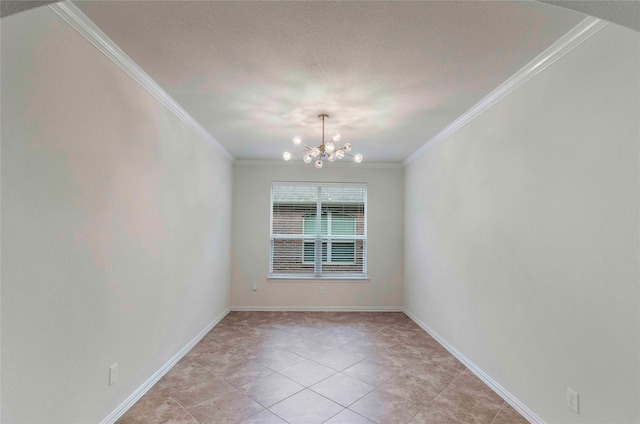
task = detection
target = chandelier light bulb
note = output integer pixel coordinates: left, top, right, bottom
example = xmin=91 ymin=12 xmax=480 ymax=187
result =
xmin=325 ymin=142 xmax=335 ymax=154
xmin=284 ymin=114 xmax=361 ymax=169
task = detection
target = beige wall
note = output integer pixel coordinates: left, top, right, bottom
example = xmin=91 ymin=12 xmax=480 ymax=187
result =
xmin=404 ymin=23 xmax=639 ymax=423
xmin=231 ymin=162 xmax=403 ymax=309
xmin=1 ymin=7 xmax=232 ymax=423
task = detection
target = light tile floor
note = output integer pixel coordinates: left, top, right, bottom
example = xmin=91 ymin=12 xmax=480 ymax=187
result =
xmin=116 ymin=312 xmax=529 ymax=424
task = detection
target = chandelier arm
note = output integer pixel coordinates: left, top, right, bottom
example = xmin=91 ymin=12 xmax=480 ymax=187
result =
xmin=291 ymin=149 xmax=310 ymax=156
xmin=284 ymin=113 xmax=360 ymax=167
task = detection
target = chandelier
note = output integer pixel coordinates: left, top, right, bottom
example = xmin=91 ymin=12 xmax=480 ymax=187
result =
xmin=283 ymin=114 xmax=363 ymax=168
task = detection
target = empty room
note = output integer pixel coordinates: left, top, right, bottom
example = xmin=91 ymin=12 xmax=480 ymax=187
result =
xmin=1 ymin=1 xmax=638 ymax=423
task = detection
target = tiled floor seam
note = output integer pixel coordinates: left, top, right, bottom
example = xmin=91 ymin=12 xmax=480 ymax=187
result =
xmin=319 ymin=408 xmax=345 ymax=424
xmin=403 ymin=366 xmax=468 ymax=423
xmin=273 ymin=368 xmax=333 ymax=387
xmin=170 ymin=394 xmax=205 ymax=424
xmin=342 ymin=408 xmax=376 ymax=424
xmin=308 ymin=380 xmax=368 ymax=408
xmin=263 ymin=367 xmax=374 ymax=421
xmin=308 ymin=354 xmax=367 ymax=372
xmin=252 ymin=382 xmax=304 ymax=409
xmin=267 ymin=391 xmax=347 ymax=423
xmin=268 ymin=407 xmax=289 ymax=423
xmin=116 ymin=312 xmax=527 ymax=423
xmin=488 ymin=400 xmax=508 ymax=424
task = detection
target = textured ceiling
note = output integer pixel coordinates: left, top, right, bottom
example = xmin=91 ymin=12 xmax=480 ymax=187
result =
xmin=74 ymin=1 xmax=584 ymax=162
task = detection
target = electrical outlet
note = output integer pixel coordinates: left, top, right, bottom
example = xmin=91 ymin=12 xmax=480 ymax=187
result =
xmin=109 ymin=364 xmax=118 ymax=385
xmin=567 ymin=387 xmax=579 ymax=414
xmin=252 ymin=282 xmax=258 ymax=291
xmin=320 ymin=286 xmax=325 ymax=295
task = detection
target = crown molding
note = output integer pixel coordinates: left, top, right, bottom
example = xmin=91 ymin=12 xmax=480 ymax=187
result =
xmin=404 ymin=16 xmax=608 ymax=166
xmin=49 ymin=1 xmax=606 ymax=167
xmin=234 ymin=159 xmax=404 ymax=169
xmin=49 ymin=1 xmax=234 ymax=162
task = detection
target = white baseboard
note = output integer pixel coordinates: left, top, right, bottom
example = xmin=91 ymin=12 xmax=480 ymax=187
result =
xmin=100 ymin=307 xmax=231 ymax=424
xmin=403 ymin=309 xmax=544 ymax=424
xmin=231 ymin=305 xmax=404 ymax=312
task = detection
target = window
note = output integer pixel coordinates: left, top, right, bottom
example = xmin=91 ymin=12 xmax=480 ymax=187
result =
xmin=303 ymin=212 xmax=356 ymax=264
xmin=270 ymin=183 xmax=367 ymax=278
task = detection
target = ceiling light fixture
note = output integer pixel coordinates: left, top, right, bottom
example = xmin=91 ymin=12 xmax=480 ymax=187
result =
xmin=283 ymin=114 xmax=363 ymax=168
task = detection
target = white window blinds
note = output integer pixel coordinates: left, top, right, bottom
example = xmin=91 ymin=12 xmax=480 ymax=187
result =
xmin=270 ymin=183 xmax=367 ymax=278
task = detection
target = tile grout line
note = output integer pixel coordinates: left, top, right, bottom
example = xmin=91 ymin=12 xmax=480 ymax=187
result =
xmin=121 ymin=312 xmax=519 ymax=423
xmin=157 ymin=357 xmax=252 ymax=423
xmin=403 ymin=366 xmax=468 ymax=423
xmin=253 ymin=322 xmax=402 ymax=422
xmin=168 ymin=394 xmax=205 ymax=424
xmin=264 ymin=386 xmax=347 ymax=423
xmin=489 ymin=401 xmax=508 ymax=424
xmin=341 ymin=408 xmax=376 ymax=424
xmin=264 ymin=363 xmax=372 ymax=412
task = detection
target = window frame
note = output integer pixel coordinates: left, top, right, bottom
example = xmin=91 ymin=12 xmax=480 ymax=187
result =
xmin=302 ymin=211 xmax=357 ymax=265
xmin=269 ymin=182 xmax=367 ymax=280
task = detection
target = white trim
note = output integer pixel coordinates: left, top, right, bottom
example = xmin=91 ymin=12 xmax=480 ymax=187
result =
xmin=403 ymin=309 xmax=544 ymax=424
xmin=404 ymin=16 xmax=607 ymax=165
xmin=231 ymin=306 xmax=403 ymax=312
xmin=272 ymin=181 xmax=368 ymax=188
xmin=270 ymin=183 xmax=367 ymax=278
xmin=45 ymin=2 xmax=606 ymax=167
xmin=48 ymin=1 xmax=234 ymax=162
xmin=267 ymin=276 xmax=368 ymax=281
xmin=100 ymin=308 xmax=230 ymax=424
xmin=234 ymin=160 xmax=404 ymax=169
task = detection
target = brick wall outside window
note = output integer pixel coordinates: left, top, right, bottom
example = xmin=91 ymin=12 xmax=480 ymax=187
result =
xmin=271 ymin=204 xmax=365 ymax=275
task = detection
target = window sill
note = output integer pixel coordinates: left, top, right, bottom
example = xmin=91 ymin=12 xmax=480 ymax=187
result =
xmin=268 ymin=275 xmax=369 ymax=282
